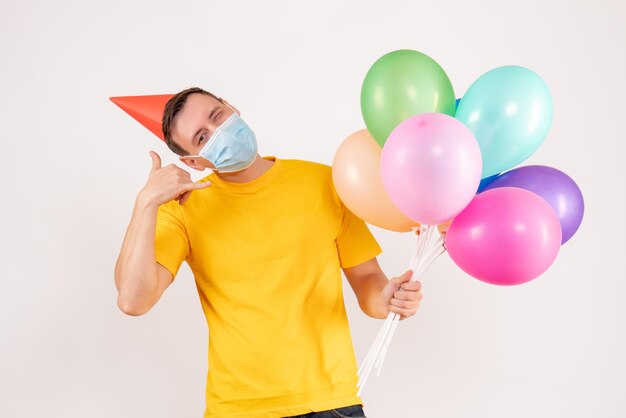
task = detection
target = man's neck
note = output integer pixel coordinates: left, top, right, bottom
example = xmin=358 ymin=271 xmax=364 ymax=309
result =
xmin=215 ymin=155 xmax=274 ymax=183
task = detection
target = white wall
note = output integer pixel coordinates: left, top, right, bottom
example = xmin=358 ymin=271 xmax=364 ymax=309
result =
xmin=1 ymin=1 xmax=624 ymax=417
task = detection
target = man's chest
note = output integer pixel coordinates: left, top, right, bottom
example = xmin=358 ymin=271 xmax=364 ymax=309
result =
xmin=184 ymin=188 xmax=342 ymax=268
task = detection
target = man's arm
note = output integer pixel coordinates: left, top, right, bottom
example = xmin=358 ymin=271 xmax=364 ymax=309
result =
xmin=114 ymin=151 xmax=211 ymax=316
xmin=342 ymin=258 xmax=423 ymax=320
xmin=114 ymin=196 xmax=171 ymax=316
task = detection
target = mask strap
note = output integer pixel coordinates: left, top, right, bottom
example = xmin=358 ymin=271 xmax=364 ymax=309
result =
xmin=222 ymin=101 xmax=237 ymax=115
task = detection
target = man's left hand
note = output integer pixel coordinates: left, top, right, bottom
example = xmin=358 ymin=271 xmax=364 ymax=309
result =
xmin=380 ymin=270 xmax=423 ymax=320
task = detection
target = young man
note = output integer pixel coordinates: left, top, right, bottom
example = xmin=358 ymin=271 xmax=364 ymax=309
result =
xmin=114 ymin=87 xmax=423 ymax=418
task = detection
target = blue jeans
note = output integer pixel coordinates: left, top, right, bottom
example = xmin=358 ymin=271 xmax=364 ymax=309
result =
xmin=284 ymin=404 xmax=366 ymax=418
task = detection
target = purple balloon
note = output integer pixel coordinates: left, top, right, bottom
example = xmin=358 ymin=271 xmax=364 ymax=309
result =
xmin=481 ymin=165 xmax=584 ymax=244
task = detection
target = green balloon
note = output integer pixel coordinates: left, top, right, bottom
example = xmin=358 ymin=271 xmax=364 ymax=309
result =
xmin=361 ymin=49 xmax=456 ymax=146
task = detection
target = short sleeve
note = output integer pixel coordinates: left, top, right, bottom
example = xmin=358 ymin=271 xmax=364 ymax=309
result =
xmin=335 ymin=201 xmax=383 ymax=269
xmin=155 ymin=201 xmax=189 ymax=279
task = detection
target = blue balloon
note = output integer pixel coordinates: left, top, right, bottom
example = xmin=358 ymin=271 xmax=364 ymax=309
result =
xmin=456 ymin=66 xmax=553 ymax=178
xmin=476 ymin=173 xmax=499 ymax=193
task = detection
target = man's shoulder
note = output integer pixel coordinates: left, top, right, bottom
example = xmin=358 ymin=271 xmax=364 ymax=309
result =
xmin=277 ymin=158 xmax=340 ymax=206
xmin=159 ymin=197 xmax=185 ymax=212
xmin=279 ymin=158 xmax=331 ymax=177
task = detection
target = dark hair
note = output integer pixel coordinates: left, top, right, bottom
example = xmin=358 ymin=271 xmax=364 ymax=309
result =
xmin=162 ymin=87 xmax=222 ymax=156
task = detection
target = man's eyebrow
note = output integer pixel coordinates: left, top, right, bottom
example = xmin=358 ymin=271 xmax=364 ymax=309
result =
xmin=208 ymin=105 xmax=220 ymax=120
xmin=191 ymin=106 xmax=220 ymax=146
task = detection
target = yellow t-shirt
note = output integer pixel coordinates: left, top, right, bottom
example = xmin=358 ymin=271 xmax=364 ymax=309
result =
xmin=154 ymin=156 xmax=382 ymax=418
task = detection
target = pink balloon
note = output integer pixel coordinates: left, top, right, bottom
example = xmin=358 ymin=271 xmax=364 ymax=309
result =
xmin=380 ymin=113 xmax=482 ymax=225
xmin=332 ymin=130 xmax=419 ymax=232
xmin=445 ymin=187 xmax=562 ymax=286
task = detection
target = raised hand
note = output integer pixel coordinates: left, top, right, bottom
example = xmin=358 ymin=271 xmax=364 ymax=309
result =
xmin=139 ymin=151 xmax=212 ymax=206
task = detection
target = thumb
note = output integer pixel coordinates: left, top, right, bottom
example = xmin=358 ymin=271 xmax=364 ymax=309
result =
xmin=390 ymin=270 xmax=413 ymax=285
xmin=149 ymin=151 xmax=162 ymax=172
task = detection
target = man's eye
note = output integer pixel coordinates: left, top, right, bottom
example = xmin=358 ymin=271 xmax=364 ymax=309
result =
xmin=199 ymin=133 xmax=206 ymax=143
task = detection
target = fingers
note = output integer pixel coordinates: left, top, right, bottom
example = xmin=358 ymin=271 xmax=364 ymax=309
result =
xmin=182 ymin=180 xmax=212 ymax=191
xmin=390 ymin=292 xmax=422 ymax=307
xmin=389 ymin=279 xmax=423 ymax=320
xmin=400 ymin=280 xmax=422 ymax=292
xmin=149 ymin=151 xmax=162 ymax=172
xmin=389 ymin=304 xmax=418 ymax=319
xmin=178 ymin=181 xmax=211 ymax=205
xmin=393 ymin=287 xmax=423 ymax=301
xmin=178 ymin=191 xmax=191 ymax=205
xmin=194 ymin=180 xmax=212 ymax=189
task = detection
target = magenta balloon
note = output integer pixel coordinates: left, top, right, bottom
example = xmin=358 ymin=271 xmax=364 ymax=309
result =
xmin=481 ymin=165 xmax=584 ymax=244
xmin=380 ymin=113 xmax=482 ymax=225
xmin=446 ymin=187 xmax=562 ymax=286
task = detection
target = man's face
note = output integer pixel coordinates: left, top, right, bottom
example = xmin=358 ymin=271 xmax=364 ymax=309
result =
xmin=173 ymin=93 xmax=239 ymax=171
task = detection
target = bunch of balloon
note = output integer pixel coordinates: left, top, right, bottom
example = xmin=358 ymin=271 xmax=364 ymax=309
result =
xmin=447 ymin=66 xmax=584 ymax=285
xmin=332 ymin=50 xmax=483 ymax=394
xmin=333 ymin=51 xmax=584 ymax=395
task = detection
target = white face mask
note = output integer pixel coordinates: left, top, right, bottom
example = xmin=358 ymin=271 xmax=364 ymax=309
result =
xmin=189 ymin=109 xmax=258 ymax=173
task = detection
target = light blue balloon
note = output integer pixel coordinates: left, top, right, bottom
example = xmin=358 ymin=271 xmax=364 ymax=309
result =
xmin=455 ymin=66 xmax=553 ymax=178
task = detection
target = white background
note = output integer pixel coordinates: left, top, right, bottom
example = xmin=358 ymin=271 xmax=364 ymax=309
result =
xmin=1 ymin=1 xmax=624 ymax=417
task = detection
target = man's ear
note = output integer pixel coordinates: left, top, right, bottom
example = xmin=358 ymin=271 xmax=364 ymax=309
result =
xmin=179 ymin=155 xmax=207 ymax=172
xmin=221 ymin=99 xmax=241 ymax=116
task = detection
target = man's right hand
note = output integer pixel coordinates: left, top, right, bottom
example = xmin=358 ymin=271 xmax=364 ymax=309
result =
xmin=138 ymin=151 xmax=212 ymax=206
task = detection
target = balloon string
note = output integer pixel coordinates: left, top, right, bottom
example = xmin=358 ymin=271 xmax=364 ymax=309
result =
xmin=357 ymin=227 xmax=422 ymax=381
xmin=357 ymin=226 xmax=423 ymax=392
xmin=374 ymin=226 xmax=436 ymax=373
xmin=358 ymin=225 xmax=448 ymax=394
xmin=374 ymin=238 xmax=446 ymax=375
